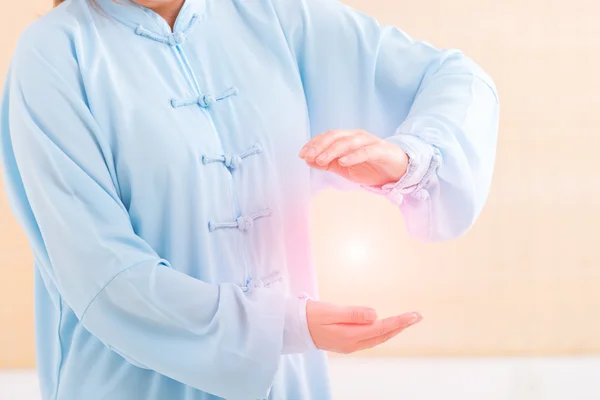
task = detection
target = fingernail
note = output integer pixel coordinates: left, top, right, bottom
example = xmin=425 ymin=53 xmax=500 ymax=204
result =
xmin=409 ymin=312 xmax=423 ymax=324
xmin=305 ymin=148 xmax=316 ymax=159
xmin=316 ymin=153 xmax=328 ymax=164
xmin=339 ymin=156 xmax=348 ymax=165
xmin=299 ymin=147 xmax=309 ymax=157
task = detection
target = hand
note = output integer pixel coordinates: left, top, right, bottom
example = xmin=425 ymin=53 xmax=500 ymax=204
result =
xmin=298 ymin=130 xmax=409 ymax=187
xmin=306 ymin=300 xmax=423 ymax=354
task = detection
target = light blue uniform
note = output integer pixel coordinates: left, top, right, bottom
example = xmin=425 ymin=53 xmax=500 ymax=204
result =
xmin=0 ymin=0 xmax=498 ymax=398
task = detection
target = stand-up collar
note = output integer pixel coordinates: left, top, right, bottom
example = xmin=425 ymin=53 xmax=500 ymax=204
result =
xmin=96 ymin=0 xmax=206 ymax=37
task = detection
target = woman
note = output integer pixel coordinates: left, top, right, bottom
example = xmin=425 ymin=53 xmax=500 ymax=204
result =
xmin=0 ymin=0 xmax=498 ymax=399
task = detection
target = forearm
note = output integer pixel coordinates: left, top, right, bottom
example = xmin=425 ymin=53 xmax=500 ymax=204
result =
xmin=386 ymin=54 xmax=499 ymax=241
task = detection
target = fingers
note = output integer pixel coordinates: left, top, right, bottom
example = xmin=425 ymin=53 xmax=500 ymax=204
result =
xmin=299 ymin=130 xmax=378 ymax=165
xmin=306 ymin=300 xmax=424 ymax=355
xmin=356 ymin=312 xmax=424 ymax=351
xmin=346 ymin=312 xmax=422 ymax=341
xmin=338 ymin=144 xmax=385 ymax=167
xmin=314 ymin=302 xmax=379 ymax=325
xmin=303 ymin=158 xmax=352 ymax=181
xmin=299 ymin=130 xmax=352 ymax=160
xmin=313 ymin=135 xmax=376 ymax=166
xmin=303 ymin=159 xmax=328 ymax=171
xmin=341 ymin=312 xmax=423 ymax=353
xmin=340 ymin=306 xmax=379 ymax=324
xmin=354 ymin=325 xmax=407 ymax=351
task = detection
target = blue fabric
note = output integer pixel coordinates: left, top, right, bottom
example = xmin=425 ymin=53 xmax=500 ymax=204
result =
xmin=0 ymin=0 xmax=498 ymax=399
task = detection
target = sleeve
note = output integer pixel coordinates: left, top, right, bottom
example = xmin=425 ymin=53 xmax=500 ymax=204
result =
xmin=0 ymin=27 xmax=315 ymax=400
xmin=270 ymin=0 xmax=500 ymax=241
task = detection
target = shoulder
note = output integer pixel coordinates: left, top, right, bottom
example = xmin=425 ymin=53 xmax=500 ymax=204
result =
xmin=263 ymin=0 xmax=364 ymax=34
xmin=13 ymin=1 xmax=90 ymax=73
xmin=260 ymin=0 xmax=376 ymax=49
xmin=266 ymin=0 xmax=343 ymax=13
xmin=228 ymin=0 xmax=345 ymax=23
xmin=8 ymin=1 xmax=94 ymax=104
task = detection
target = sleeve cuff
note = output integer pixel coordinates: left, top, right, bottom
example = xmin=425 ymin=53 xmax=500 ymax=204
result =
xmin=281 ymin=293 xmax=317 ymax=354
xmin=361 ymin=133 xmax=441 ymax=204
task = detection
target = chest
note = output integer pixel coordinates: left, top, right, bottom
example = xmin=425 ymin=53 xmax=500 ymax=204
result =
xmin=82 ymin=14 xmax=310 ymax=204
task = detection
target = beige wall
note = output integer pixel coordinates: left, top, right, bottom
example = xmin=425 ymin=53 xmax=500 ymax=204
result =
xmin=1 ymin=0 xmax=599 ymax=368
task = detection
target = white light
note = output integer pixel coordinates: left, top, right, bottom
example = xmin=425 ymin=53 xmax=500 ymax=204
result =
xmin=344 ymin=239 xmax=368 ymax=264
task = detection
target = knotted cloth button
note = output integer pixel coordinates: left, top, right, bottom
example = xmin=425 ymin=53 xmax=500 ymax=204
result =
xmin=237 ymin=216 xmax=253 ymax=231
xmin=224 ymin=155 xmax=242 ymax=169
xmin=414 ymin=189 xmax=429 ymax=200
xmin=388 ymin=189 xmax=404 ymax=204
xmin=168 ymin=32 xmax=185 ymax=46
xmin=199 ymin=94 xmax=216 ymax=108
xmin=253 ymin=280 xmax=265 ymax=289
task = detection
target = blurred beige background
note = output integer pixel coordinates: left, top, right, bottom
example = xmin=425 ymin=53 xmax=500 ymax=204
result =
xmin=1 ymin=0 xmax=599 ymax=369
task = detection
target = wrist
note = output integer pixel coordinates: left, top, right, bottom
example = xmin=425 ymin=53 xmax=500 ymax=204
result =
xmin=385 ymin=133 xmax=437 ymax=192
xmin=382 ymin=147 xmax=410 ymax=185
xmin=282 ymin=293 xmax=317 ymax=354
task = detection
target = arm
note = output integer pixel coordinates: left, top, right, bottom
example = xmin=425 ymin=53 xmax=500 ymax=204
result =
xmin=0 ymin=28 xmax=312 ymax=399
xmin=271 ymin=0 xmax=499 ymax=241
